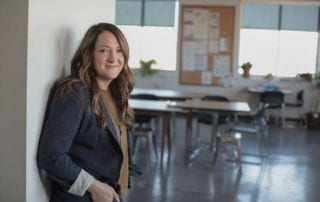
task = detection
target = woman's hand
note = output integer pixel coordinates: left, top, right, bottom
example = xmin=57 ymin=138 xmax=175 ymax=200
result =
xmin=88 ymin=180 xmax=120 ymax=202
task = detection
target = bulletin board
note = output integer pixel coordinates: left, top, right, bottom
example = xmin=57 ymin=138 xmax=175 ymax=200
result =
xmin=179 ymin=5 xmax=235 ymax=86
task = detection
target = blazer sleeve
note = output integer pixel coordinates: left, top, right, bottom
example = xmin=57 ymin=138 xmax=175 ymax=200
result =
xmin=37 ymin=83 xmax=87 ymax=190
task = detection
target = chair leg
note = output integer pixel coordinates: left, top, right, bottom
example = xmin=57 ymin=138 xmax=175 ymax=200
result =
xmin=262 ymin=127 xmax=269 ymax=156
xmin=146 ymin=131 xmax=155 ymax=165
xmin=195 ymin=119 xmax=200 ymax=146
xmin=132 ymin=135 xmax=138 ymax=155
xmin=153 ymin=117 xmax=161 ymax=138
xmin=235 ymin=136 xmax=242 ymax=169
xmin=297 ymin=108 xmax=305 ymax=125
xmin=171 ymin=112 xmax=177 ymax=138
xmin=212 ymin=136 xmax=221 ymax=166
xmin=256 ymin=130 xmax=263 ymax=157
xmin=281 ymin=104 xmax=286 ymax=127
xmin=210 ymin=124 xmax=215 ymax=152
xmin=210 ymin=114 xmax=218 ymax=152
xmin=152 ymin=133 xmax=158 ymax=160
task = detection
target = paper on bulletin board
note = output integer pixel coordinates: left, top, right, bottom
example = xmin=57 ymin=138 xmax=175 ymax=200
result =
xmin=201 ymin=71 xmax=212 ymax=85
xmin=183 ymin=24 xmax=208 ymax=40
xmin=183 ymin=8 xmax=208 ymax=40
xmin=222 ymin=74 xmax=234 ymax=87
xmin=209 ymin=12 xmax=220 ymax=26
xmin=219 ymin=37 xmax=229 ymax=52
xmin=209 ymin=40 xmax=219 ymax=53
xmin=209 ymin=27 xmax=219 ymax=39
xmin=212 ymin=55 xmax=230 ymax=77
xmin=182 ymin=41 xmax=207 ymax=71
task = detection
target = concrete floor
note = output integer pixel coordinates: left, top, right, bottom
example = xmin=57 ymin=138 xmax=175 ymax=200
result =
xmin=126 ymin=118 xmax=320 ymax=202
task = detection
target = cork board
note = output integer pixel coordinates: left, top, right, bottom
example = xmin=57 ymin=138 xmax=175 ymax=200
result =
xmin=179 ymin=5 xmax=235 ymax=86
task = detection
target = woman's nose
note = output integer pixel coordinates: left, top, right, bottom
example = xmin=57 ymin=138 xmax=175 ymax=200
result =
xmin=107 ymin=51 xmax=116 ymax=63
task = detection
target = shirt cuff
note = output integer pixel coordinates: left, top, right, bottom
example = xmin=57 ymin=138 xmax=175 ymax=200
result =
xmin=68 ymin=169 xmax=95 ymax=196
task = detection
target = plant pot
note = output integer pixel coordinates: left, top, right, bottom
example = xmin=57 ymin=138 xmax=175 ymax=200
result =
xmin=242 ymin=69 xmax=250 ymax=78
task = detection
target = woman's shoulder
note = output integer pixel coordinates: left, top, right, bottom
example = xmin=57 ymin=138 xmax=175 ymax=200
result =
xmin=70 ymin=80 xmax=89 ymax=94
xmin=51 ymin=79 xmax=91 ymax=104
xmin=55 ymin=79 xmax=88 ymax=94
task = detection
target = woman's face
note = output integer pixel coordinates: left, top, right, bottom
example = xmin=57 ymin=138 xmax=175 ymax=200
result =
xmin=93 ymin=31 xmax=124 ymax=89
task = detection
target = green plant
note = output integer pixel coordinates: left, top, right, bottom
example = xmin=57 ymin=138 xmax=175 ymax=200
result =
xmin=240 ymin=62 xmax=252 ymax=71
xmin=138 ymin=59 xmax=160 ymax=76
xmin=299 ymin=73 xmax=313 ymax=82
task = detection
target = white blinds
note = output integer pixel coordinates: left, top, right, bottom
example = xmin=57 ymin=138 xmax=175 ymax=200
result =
xmin=242 ymin=4 xmax=280 ymax=29
xmin=116 ymin=0 xmax=176 ymax=27
xmin=242 ymin=3 xmax=319 ymax=32
xmin=281 ymin=5 xmax=319 ymax=31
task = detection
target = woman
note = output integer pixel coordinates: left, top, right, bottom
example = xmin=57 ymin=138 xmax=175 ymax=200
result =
xmin=38 ymin=23 xmax=137 ymax=202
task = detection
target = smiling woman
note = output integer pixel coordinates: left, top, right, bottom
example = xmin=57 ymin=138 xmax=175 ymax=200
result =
xmin=37 ymin=23 xmax=140 ymax=202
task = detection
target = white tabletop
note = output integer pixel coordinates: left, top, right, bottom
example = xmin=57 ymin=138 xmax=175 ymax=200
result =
xmin=168 ymin=99 xmax=251 ymax=113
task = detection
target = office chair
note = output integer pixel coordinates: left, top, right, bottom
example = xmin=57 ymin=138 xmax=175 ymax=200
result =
xmin=260 ymin=91 xmax=285 ymax=127
xmin=130 ymin=93 xmax=160 ymax=164
xmin=213 ymin=103 xmax=269 ymax=168
xmin=195 ymin=95 xmax=231 ymax=152
xmin=285 ymin=89 xmax=305 ymax=124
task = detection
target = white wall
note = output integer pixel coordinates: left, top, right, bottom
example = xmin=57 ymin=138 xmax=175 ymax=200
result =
xmin=27 ymin=1 xmax=115 ymax=201
xmin=0 ymin=0 xmax=115 ymax=201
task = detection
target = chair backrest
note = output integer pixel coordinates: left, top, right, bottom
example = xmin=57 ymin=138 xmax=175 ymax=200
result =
xmin=201 ymin=95 xmax=229 ymax=102
xmin=254 ymin=103 xmax=269 ymax=127
xmin=296 ymin=89 xmax=304 ymax=106
xmin=131 ymin=93 xmax=160 ymax=124
xmin=130 ymin=93 xmax=159 ymax=100
xmin=199 ymin=95 xmax=230 ymax=122
xmin=260 ymin=91 xmax=284 ymax=107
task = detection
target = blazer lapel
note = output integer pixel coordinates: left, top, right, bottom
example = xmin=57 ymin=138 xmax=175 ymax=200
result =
xmin=101 ymin=99 xmax=120 ymax=145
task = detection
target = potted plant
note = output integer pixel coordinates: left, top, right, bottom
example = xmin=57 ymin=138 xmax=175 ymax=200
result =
xmin=240 ymin=62 xmax=252 ymax=78
xmin=299 ymin=73 xmax=313 ymax=82
xmin=136 ymin=59 xmax=160 ymax=76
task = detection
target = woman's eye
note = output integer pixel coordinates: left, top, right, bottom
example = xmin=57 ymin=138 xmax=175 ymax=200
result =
xmin=99 ymin=49 xmax=109 ymax=53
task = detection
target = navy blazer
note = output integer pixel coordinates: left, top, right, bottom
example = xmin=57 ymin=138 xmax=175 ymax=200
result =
xmin=37 ymin=81 xmax=134 ymax=201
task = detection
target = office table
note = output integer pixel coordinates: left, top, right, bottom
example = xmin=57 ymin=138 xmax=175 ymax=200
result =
xmin=129 ymin=99 xmax=189 ymax=162
xmin=132 ymin=88 xmax=207 ymax=101
xmin=247 ymin=86 xmax=292 ymax=94
xmin=169 ymin=99 xmax=251 ymax=166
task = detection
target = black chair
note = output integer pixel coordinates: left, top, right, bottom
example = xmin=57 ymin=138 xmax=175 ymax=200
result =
xmin=195 ymin=95 xmax=231 ymax=151
xmin=260 ymin=91 xmax=285 ymax=127
xmin=130 ymin=93 xmax=160 ymax=164
xmin=213 ymin=103 xmax=269 ymax=168
xmin=285 ymin=89 xmax=305 ymax=124
xmin=130 ymin=93 xmax=160 ymax=126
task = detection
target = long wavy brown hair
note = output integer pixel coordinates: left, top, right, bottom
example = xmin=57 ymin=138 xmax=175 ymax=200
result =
xmin=58 ymin=23 xmax=135 ymax=129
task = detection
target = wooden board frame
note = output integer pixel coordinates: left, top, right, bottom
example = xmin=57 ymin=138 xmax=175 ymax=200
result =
xmin=179 ymin=5 xmax=235 ymax=86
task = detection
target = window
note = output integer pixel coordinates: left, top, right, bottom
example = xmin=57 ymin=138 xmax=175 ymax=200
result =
xmin=116 ymin=0 xmax=179 ymax=71
xmin=239 ymin=3 xmax=319 ymax=77
xmin=116 ymin=0 xmax=176 ymax=27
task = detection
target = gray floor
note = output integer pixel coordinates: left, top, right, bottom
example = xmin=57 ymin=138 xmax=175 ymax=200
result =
xmin=126 ymin=118 xmax=320 ymax=202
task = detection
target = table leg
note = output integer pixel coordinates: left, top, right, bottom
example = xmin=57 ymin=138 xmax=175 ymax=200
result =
xmin=185 ymin=112 xmax=193 ymax=166
xmin=211 ymin=113 xmax=220 ymax=166
xmin=160 ymin=112 xmax=171 ymax=162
